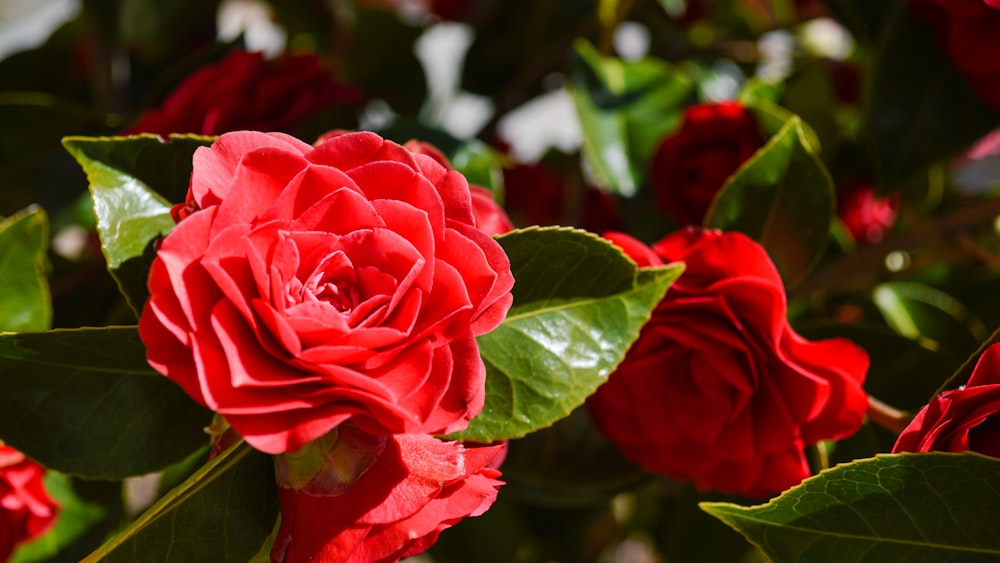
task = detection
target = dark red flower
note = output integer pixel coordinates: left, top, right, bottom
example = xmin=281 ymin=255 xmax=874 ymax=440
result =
xmin=650 ymin=102 xmax=765 ymax=226
xmin=0 ymin=445 xmax=58 ymax=561
xmin=588 ymin=228 xmax=869 ymax=497
xmin=893 ymin=342 xmax=1000 ymax=457
xmin=837 ymin=179 xmax=899 ymax=243
xmin=125 ymin=49 xmax=361 ymax=136
xmin=503 ymin=159 xmax=621 ymax=233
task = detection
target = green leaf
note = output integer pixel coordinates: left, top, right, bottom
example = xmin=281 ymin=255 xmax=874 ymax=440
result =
xmin=702 ymin=453 xmax=1000 ymax=562
xmin=872 ymin=281 xmax=987 ymax=368
xmin=62 ymin=134 xmax=213 ymax=313
xmin=0 ymin=327 xmax=213 ymax=479
xmin=867 ymin=0 xmax=1000 ymax=187
xmin=82 ymin=442 xmax=279 ymax=563
xmin=705 ymin=116 xmax=834 ymax=286
xmin=452 ymin=227 xmax=684 ymax=442
xmin=11 ymin=472 xmax=109 ymax=563
xmin=0 ymin=206 xmax=52 ymax=331
xmin=569 ymin=40 xmax=693 ymax=197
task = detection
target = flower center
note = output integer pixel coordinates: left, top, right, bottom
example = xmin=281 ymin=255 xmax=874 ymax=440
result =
xmin=302 ymin=271 xmax=360 ymax=312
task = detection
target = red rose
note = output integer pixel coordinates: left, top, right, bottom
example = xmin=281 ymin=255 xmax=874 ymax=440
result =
xmin=893 ymin=342 xmax=1000 ymax=457
xmin=650 ymin=102 xmax=764 ymax=226
xmin=271 ymin=430 xmax=504 ymax=563
xmin=124 ymin=49 xmax=361 ymax=136
xmin=908 ymin=0 xmax=1000 ymax=109
xmin=0 ymin=445 xmax=58 ymax=561
xmin=588 ymin=228 xmax=869 ymax=497
xmin=139 ymin=130 xmax=515 ymax=454
xmin=836 ymin=179 xmax=899 ymax=243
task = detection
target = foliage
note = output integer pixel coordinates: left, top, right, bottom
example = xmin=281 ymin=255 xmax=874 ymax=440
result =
xmin=1 ymin=0 xmax=1000 ymax=560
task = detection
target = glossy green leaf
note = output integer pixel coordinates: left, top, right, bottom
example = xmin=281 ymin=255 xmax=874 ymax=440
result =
xmin=0 ymin=206 xmax=52 ymax=331
xmin=867 ymin=0 xmax=1000 ymax=187
xmin=702 ymin=453 xmax=1000 ymax=562
xmin=83 ymin=442 xmax=279 ymax=563
xmin=62 ymin=134 xmax=213 ymax=313
xmin=705 ymin=116 xmax=834 ymax=286
xmin=0 ymin=327 xmax=213 ymax=478
xmin=453 ymin=227 xmax=684 ymax=442
xmin=872 ymin=281 xmax=987 ymax=368
xmin=11 ymin=472 xmax=109 ymax=563
xmin=569 ymin=40 xmax=693 ymax=197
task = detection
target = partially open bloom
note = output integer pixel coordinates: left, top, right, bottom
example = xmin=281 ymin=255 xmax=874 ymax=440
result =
xmin=125 ymin=49 xmax=361 ymax=136
xmin=0 ymin=445 xmax=58 ymax=561
xmin=271 ymin=429 xmax=505 ymax=563
xmin=893 ymin=342 xmax=1000 ymax=457
xmin=588 ymin=228 xmax=869 ymax=497
xmin=139 ymin=130 xmax=514 ymax=454
xmin=836 ymin=179 xmax=899 ymax=243
xmin=650 ymin=102 xmax=764 ymax=226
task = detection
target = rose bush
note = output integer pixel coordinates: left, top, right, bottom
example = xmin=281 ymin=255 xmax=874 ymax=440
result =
xmin=893 ymin=342 xmax=1000 ymax=457
xmin=271 ymin=428 xmax=505 ymax=563
xmin=587 ymin=228 xmax=870 ymax=496
xmin=908 ymin=0 xmax=1000 ymax=109
xmin=139 ymin=130 xmax=515 ymax=454
xmin=0 ymin=445 xmax=58 ymax=562
xmin=124 ymin=49 xmax=361 ymax=136
xmin=650 ymin=102 xmax=764 ymax=226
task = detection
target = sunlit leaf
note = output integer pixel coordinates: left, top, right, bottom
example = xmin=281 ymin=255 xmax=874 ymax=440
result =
xmin=569 ymin=40 xmax=693 ymax=197
xmin=702 ymin=453 xmax=1000 ymax=562
xmin=705 ymin=116 xmax=834 ymax=286
xmin=62 ymin=134 xmax=213 ymax=313
xmin=0 ymin=206 xmax=51 ymax=331
xmin=82 ymin=442 xmax=279 ymax=563
xmin=0 ymin=327 xmax=213 ymax=478
xmin=453 ymin=227 xmax=684 ymax=442
xmin=872 ymin=281 xmax=987 ymax=368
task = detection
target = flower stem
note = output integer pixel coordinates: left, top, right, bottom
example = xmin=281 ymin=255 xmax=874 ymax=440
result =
xmin=867 ymin=395 xmax=913 ymax=435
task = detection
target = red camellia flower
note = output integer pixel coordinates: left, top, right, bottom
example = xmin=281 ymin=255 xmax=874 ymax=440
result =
xmin=271 ymin=431 xmax=505 ymax=563
xmin=893 ymin=342 xmax=1000 ymax=457
xmin=588 ymin=228 xmax=870 ymax=497
xmin=0 ymin=445 xmax=58 ymax=561
xmin=650 ymin=102 xmax=765 ymax=226
xmin=837 ymin=179 xmax=899 ymax=243
xmin=908 ymin=0 xmax=1000 ymax=109
xmin=139 ymin=130 xmax=515 ymax=454
xmin=124 ymin=49 xmax=361 ymax=136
